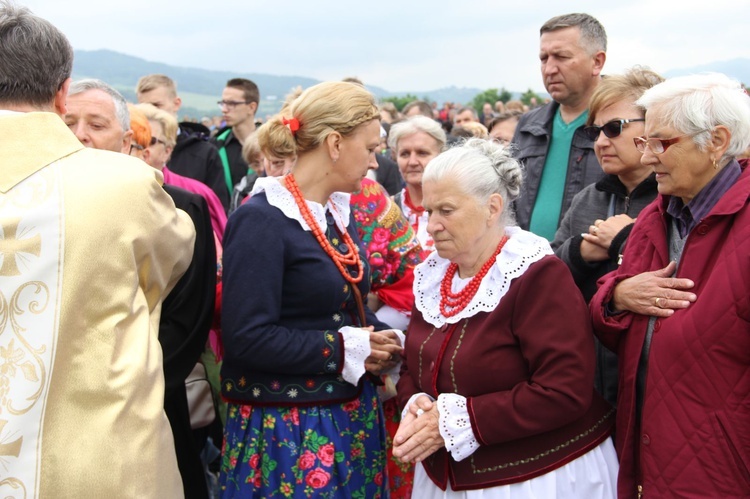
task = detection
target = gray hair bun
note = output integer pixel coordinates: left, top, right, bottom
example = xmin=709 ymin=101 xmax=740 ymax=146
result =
xmin=462 ymin=138 xmax=524 ymax=203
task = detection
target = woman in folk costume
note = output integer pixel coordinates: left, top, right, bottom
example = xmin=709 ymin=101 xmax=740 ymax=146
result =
xmin=389 ymin=116 xmax=447 ymax=253
xmin=394 ymin=139 xmax=618 ymax=498
xmin=219 ymin=81 xmax=403 ymax=498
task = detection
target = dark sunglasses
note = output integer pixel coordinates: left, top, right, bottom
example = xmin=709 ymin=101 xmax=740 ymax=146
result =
xmin=583 ymin=118 xmax=645 ymax=141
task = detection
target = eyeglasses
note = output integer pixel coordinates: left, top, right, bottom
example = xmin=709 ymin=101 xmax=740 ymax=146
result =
xmin=633 ymin=129 xmax=710 ymax=154
xmin=583 ymin=118 xmax=645 ymax=141
xmin=217 ymin=100 xmax=249 ymax=109
xmin=130 ymin=144 xmax=144 ymax=152
xmin=150 ymin=136 xmax=168 ymax=147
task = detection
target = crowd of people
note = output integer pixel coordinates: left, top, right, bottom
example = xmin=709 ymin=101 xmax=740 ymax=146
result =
xmin=2 ymin=3 xmax=750 ymax=499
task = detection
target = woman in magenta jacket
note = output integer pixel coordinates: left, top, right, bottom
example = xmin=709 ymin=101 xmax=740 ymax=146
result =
xmin=590 ymin=73 xmax=750 ymax=498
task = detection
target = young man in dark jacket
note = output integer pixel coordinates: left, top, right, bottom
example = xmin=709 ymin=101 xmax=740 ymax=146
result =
xmin=212 ymin=78 xmax=260 ymax=193
xmin=137 ymin=74 xmax=231 ymax=211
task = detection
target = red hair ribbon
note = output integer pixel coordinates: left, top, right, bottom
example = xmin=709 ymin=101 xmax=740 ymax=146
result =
xmin=282 ymin=117 xmax=300 ymax=135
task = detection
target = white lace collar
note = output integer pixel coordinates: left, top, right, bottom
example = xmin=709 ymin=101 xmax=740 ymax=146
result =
xmin=251 ymin=176 xmax=351 ymax=233
xmin=414 ymin=226 xmax=553 ymax=327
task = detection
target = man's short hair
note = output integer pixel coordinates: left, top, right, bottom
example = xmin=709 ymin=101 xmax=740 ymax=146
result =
xmin=136 ymin=74 xmax=177 ymax=98
xmin=0 ymin=1 xmax=73 ymax=107
xmin=456 ymin=106 xmax=478 ymax=119
xmin=69 ymin=79 xmax=131 ymax=133
xmin=450 ymin=126 xmax=473 ymax=139
xmin=226 ymin=78 xmax=259 ymax=105
xmin=341 ymin=76 xmax=364 ymax=86
xmin=487 ymin=110 xmax=523 ymax=133
xmin=402 ymin=100 xmax=433 ymax=118
xmin=540 ymin=13 xmax=607 ymax=55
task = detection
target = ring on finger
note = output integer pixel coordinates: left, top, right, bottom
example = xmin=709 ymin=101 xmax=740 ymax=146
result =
xmin=591 ymin=226 xmax=598 ymax=234
xmin=654 ymin=297 xmax=662 ymax=308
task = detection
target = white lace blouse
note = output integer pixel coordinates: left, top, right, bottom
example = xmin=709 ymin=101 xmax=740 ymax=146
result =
xmin=405 ymin=226 xmax=553 ymax=460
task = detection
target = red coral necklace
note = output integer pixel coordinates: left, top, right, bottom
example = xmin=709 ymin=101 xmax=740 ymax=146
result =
xmin=439 ymin=236 xmax=509 ymax=317
xmin=285 ymin=174 xmax=363 ymax=284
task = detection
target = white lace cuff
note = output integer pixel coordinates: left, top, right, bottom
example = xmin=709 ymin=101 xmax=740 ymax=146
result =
xmin=380 ymin=329 xmax=406 ymax=387
xmin=340 ymin=326 xmax=371 ymax=385
xmin=437 ymin=393 xmax=480 ymax=462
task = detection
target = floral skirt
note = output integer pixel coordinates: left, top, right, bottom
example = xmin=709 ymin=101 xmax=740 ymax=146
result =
xmin=219 ymin=381 xmax=388 ymax=498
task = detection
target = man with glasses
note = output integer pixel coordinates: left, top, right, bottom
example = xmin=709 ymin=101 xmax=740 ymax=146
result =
xmin=137 ymin=74 xmax=231 ymax=211
xmin=511 ymin=13 xmax=607 ymax=241
xmin=211 ymin=78 xmax=260 ymax=192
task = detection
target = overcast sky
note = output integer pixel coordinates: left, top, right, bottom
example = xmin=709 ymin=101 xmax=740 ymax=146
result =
xmin=20 ymin=0 xmax=750 ymax=93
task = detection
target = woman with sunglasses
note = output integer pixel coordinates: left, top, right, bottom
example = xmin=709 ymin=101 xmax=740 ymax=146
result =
xmin=590 ymin=73 xmax=750 ymax=498
xmin=551 ymin=67 xmax=662 ymax=407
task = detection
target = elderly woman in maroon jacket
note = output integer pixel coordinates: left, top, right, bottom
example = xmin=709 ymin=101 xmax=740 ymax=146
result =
xmin=590 ymin=73 xmax=750 ymax=498
xmin=393 ymin=138 xmax=618 ymax=497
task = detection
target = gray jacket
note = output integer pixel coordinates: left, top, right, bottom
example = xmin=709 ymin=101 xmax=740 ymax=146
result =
xmin=511 ymin=101 xmax=603 ymax=231
xmin=551 ymin=173 xmax=657 ymax=301
xmin=551 ymin=173 xmax=657 ymax=408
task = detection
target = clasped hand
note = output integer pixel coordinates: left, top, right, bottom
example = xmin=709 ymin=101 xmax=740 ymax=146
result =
xmin=365 ymin=328 xmax=403 ymax=375
xmin=580 ymin=214 xmax=634 ymax=262
xmin=392 ymin=395 xmax=444 ymax=463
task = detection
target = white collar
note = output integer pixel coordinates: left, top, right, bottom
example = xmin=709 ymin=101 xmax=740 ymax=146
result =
xmin=250 ymin=176 xmax=352 ymax=233
xmin=413 ymin=226 xmax=553 ymax=327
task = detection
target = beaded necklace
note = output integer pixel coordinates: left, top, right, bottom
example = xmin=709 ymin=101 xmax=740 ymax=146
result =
xmin=439 ymin=235 xmax=509 ymax=318
xmin=284 ymin=174 xmax=364 ymax=284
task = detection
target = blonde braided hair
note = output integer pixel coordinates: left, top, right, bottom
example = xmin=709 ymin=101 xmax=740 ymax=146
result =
xmin=258 ymin=81 xmax=379 ymax=159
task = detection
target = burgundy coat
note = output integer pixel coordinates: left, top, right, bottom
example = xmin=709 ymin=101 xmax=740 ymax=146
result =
xmin=591 ymin=161 xmax=750 ymax=498
xmin=399 ymin=255 xmax=613 ymax=491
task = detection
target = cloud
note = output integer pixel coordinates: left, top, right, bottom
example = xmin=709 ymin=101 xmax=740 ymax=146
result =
xmin=22 ymin=0 xmax=750 ymax=93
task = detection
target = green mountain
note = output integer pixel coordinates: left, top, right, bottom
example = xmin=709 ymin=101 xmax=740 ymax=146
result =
xmin=72 ymin=49 xmax=325 ymax=119
xmin=73 ymin=49 xmax=749 ymax=121
xmin=71 ymin=49 xmax=486 ymax=119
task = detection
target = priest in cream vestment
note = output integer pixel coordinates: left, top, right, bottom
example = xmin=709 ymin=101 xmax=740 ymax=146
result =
xmin=1 ymin=5 xmax=196 ymax=495
xmin=0 ymin=111 xmax=194 ymax=496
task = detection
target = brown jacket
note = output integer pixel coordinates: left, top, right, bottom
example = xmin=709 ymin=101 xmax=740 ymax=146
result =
xmin=398 ymin=255 xmax=613 ymax=491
